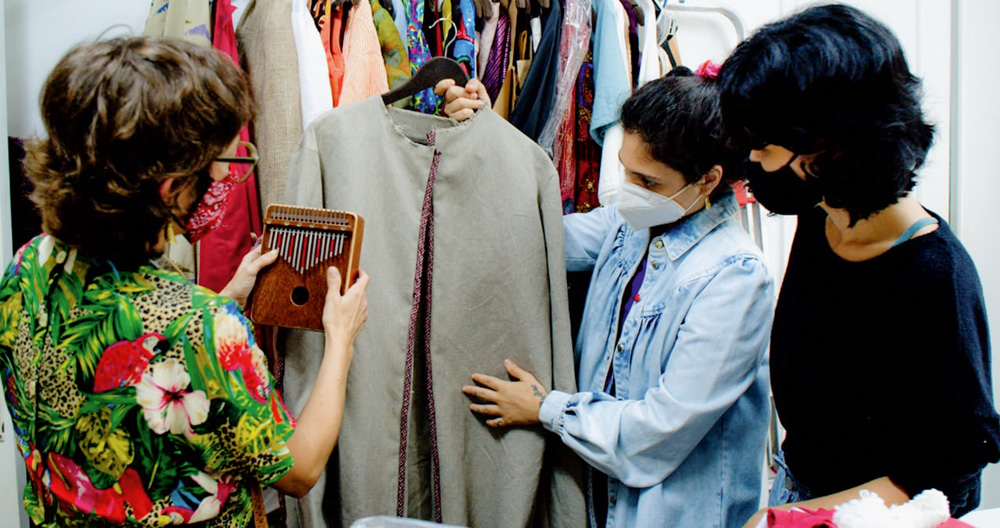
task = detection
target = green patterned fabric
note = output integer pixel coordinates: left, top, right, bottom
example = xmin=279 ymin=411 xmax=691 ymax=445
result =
xmin=371 ymin=0 xmax=412 ymax=94
xmin=0 ymin=235 xmax=295 ymax=527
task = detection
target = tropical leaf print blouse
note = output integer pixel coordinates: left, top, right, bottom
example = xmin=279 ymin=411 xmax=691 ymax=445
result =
xmin=0 ymin=235 xmax=296 ymax=527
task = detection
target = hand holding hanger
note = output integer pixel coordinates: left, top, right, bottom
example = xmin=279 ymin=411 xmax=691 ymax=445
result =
xmin=435 ymin=78 xmax=490 ymax=121
xmin=381 ymin=57 xmax=470 ymax=106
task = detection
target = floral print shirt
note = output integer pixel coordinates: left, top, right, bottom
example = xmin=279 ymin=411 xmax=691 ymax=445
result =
xmin=0 ymin=235 xmax=296 ymax=527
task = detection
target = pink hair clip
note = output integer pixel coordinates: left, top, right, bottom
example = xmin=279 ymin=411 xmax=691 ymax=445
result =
xmin=695 ymin=60 xmax=721 ymax=80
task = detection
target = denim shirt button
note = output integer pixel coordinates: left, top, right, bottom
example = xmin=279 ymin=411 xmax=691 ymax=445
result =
xmin=609 ymin=494 xmax=618 ymax=506
xmin=654 ymin=240 xmax=664 ymax=249
xmin=651 ymin=260 xmax=659 ymax=270
xmin=617 ymin=343 xmax=625 ymax=352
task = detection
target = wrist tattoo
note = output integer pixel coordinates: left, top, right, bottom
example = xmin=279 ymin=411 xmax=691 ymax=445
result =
xmin=531 ymin=385 xmax=545 ymax=408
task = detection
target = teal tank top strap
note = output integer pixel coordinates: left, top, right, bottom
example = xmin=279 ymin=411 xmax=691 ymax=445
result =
xmin=891 ymin=216 xmax=939 ymax=248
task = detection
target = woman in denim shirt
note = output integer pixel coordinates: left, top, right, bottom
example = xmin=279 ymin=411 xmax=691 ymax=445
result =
xmin=455 ymin=69 xmax=776 ymax=527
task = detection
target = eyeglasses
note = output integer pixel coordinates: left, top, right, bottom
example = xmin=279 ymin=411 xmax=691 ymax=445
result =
xmin=214 ymin=141 xmax=259 ymax=183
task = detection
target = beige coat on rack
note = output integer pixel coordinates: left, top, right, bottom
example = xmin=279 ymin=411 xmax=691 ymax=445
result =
xmin=237 ymin=0 xmax=305 ymax=213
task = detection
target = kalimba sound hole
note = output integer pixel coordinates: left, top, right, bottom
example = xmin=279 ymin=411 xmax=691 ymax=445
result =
xmin=291 ymin=286 xmax=310 ymax=306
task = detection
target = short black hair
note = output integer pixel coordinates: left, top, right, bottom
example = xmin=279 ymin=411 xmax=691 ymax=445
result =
xmin=718 ymin=4 xmax=934 ymax=225
xmin=620 ymin=68 xmax=742 ymax=198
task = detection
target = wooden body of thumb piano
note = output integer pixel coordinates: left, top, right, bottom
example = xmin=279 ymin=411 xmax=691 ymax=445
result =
xmin=247 ymin=204 xmax=364 ymax=331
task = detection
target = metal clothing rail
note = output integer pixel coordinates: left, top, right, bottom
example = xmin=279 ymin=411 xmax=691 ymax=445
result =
xmin=659 ymin=0 xmax=747 ymax=41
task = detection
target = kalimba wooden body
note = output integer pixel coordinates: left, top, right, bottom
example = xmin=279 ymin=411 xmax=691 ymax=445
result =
xmin=247 ymin=205 xmax=364 ymax=331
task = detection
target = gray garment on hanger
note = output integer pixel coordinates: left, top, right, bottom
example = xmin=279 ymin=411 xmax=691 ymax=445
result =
xmin=236 ymin=0 xmax=304 ymax=212
xmin=281 ymin=96 xmax=586 ymax=528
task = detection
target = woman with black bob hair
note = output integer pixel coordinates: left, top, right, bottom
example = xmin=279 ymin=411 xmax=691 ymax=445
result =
xmin=717 ymin=4 xmax=1000 ymax=524
xmin=448 ymin=68 xmax=776 ymax=527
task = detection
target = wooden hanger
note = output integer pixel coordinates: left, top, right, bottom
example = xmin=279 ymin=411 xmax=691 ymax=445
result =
xmin=381 ymin=57 xmax=470 ymax=106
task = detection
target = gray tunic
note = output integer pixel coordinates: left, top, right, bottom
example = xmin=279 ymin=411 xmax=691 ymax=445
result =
xmin=281 ymin=97 xmax=585 ymax=528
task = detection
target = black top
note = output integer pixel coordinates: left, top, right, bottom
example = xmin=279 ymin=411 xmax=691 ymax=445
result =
xmin=771 ymin=207 xmax=1000 ymax=517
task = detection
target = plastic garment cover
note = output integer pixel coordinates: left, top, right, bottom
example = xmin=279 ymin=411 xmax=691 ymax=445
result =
xmin=536 ymin=0 xmax=592 ymax=156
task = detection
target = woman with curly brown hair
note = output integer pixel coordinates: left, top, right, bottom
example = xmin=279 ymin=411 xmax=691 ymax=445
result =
xmin=0 ymin=36 xmax=368 ymax=527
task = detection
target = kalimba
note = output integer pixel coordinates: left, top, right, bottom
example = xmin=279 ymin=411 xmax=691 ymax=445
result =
xmin=247 ymin=205 xmax=364 ymax=331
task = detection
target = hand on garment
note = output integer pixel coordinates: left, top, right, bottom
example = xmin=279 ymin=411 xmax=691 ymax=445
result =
xmin=435 ymin=78 xmax=491 ymax=121
xmin=219 ymin=244 xmax=278 ymax=308
xmin=463 ymin=359 xmax=546 ymax=427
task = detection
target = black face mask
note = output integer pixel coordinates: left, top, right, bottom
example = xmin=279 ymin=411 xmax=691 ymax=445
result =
xmin=744 ymin=155 xmax=822 ymax=215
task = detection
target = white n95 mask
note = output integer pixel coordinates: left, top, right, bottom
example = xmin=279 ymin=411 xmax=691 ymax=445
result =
xmin=616 ymin=182 xmax=704 ymax=230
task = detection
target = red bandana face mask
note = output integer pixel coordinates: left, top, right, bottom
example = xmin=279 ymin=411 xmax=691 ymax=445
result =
xmin=184 ymin=141 xmax=258 ymax=244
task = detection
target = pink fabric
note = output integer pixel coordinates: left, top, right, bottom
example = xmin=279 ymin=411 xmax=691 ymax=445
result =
xmin=198 ymin=0 xmax=263 ymax=292
xmin=340 ymin=1 xmax=390 ymax=105
xmin=695 ymin=59 xmax=721 ymax=80
xmin=937 ymin=520 xmax=976 ymax=528
xmin=767 ymin=508 xmax=837 ymax=528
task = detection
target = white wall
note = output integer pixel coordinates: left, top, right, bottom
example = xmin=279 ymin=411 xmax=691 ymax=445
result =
xmin=953 ymin=0 xmax=1000 ymax=511
xmin=4 ymin=0 xmax=250 ymax=137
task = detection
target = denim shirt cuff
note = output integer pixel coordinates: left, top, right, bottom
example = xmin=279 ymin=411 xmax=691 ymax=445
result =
xmin=539 ymin=390 xmax=572 ymax=434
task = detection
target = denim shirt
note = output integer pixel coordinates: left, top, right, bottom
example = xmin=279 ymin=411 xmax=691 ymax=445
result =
xmin=539 ymin=193 xmax=775 ymax=528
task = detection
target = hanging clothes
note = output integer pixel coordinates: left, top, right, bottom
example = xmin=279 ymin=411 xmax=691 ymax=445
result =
xmin=556 ymin=98 xmax=576 ymax=211
xmin=476 ymin=2 xmax=500 ymax=79
xmin=281 ymin=97 xmax=586 ymax=528
xmin=588 ymin=0 xmax=630 ymax=144
xmin=448 ymin=0 xmax=477 ymax=77
xmin=372 ymin=0 xmax=412 ymax=92
xmin=322 ymin=1 xmax=348 ymax=106
xmin=508 ymin=0 xmax=562 ymax=141
xmin=310 ymin=0 xmax=326 ymax=28
xmin=236 ymin=0 xmax=304 ymax=212
xmin=591 ymin=0 xmax=631 ymax=205
xmin=406 ymin=0 xmax=440 ymax=112
xmin=144 ymin=0 xmax=213 ymax=47
xmin=293 ymin=0 xmax=335 ymax=127
xmin=492 ymin=0 xmax=521 ymax=118
xmin=537 ymin=0 xmax=592 ymax=155
xmin=391 ymin=0 xmax=410 ymax=53
xmin=198 ymin=0 xmax=265 ymax=294
xmin=341 ymin=1 xmax=391 ymax=104
xmin=574 ymin=59 xmax=601 ymax=213
xmin=546 ymin=0 xmax=592 ymax=202
xmin=481 ymin=4 xmax=511 ymax=104
xmin=635 ymin=0 xmax=660 ymax=85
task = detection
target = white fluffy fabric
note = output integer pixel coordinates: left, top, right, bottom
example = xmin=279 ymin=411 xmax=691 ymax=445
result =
xmin=833 ymin=489 xmax=950 ymax=528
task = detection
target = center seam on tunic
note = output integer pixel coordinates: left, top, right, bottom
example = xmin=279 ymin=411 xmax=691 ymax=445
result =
xmin=397 ymin=129 xmax=444 ymax=523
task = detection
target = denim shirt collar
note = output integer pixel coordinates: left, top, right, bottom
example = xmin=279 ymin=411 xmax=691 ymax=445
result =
xmin=658 ymin=191 xmax=739 ymax=261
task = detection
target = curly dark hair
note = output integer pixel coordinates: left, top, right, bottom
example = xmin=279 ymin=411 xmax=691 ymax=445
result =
xmin=620 ymin=68 xmax=743 ymax=199
xmin=717 ymin=4 xmax=934 ymax=225
xmin=25 ymin=36 xmax=254 ymax=262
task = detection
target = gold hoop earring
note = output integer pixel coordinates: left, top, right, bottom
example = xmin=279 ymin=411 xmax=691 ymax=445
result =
xmin=705 ymin=195 xmax=712 ymax=211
